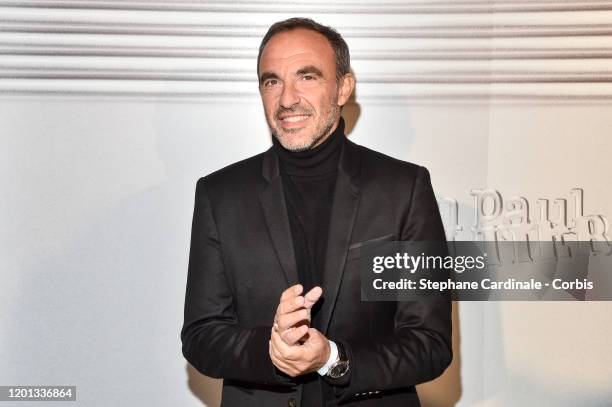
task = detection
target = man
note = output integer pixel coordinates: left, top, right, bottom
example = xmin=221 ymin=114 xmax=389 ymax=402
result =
xmin=181 ymin=17 xmax=452 ymax=406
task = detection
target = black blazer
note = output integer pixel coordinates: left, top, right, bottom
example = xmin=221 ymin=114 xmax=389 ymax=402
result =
xmin=181 ymin=138 xmax=452 ymax=406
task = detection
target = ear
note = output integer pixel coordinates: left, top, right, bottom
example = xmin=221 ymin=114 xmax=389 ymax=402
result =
xmin=336 ymin=73 xmax=355 ymax=107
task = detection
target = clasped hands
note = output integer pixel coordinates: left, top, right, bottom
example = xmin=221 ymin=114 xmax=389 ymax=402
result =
xmin=269 ymin=284 xmax=331 ymax=377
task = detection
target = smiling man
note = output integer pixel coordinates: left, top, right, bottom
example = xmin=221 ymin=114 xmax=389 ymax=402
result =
xmin=258 ymin=26 xmax=353 ymax=152
xmin=181 ymin=18 xmax=452 ymax=407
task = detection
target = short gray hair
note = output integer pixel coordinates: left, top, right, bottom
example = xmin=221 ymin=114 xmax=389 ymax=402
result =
xmin=257 ymin=17 xmax=351 ymax=83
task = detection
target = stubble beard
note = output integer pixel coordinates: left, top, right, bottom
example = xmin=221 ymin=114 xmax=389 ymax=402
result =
xmin=269 ymin=102 xmax=340 ymax=153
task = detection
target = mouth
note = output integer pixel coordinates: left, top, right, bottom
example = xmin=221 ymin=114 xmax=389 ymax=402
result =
xmin=277 ymin=114 xmax=311 ymax=127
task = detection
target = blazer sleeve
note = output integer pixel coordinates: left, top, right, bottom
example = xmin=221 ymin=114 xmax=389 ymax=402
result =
xmin=332 ymin=166 xmax=453 ymax=402
xmin=180 ymin=178 xmax=292 ymax=386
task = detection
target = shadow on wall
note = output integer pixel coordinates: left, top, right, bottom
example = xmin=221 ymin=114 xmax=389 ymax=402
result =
xmin=186 ymin=364 xmax=222 ymax=407
xmin=417 ymin=301 xmax=463 ymax=407
xmin=342 ymin=87 xmax=361 ymax=136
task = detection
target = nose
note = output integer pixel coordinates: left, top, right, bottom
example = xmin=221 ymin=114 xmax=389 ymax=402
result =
xmin=279 ymin=81 xmax=299 ymax=109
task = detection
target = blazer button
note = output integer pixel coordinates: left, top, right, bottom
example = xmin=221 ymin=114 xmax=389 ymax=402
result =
xmin=287 ymin=397 xmax=297 ymax=407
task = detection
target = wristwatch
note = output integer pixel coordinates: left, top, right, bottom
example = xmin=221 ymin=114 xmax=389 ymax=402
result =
xmin=326 ymin=341 xmax=350 ymax=379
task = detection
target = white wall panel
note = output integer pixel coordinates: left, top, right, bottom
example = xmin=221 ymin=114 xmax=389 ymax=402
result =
xmin=1 ymin=2 xmax=611 ymax=407
xmin=2 ymin=1 xmax=612 ymax=99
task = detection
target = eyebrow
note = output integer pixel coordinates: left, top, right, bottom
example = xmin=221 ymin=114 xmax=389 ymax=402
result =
xmin=259 ymin=65 xmax=325 ymax=85
xmin=296 ymin=65 xmax=324 ymax=77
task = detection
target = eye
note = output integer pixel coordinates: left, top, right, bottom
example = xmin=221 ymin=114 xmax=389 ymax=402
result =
xmin=302 ymin=74 xmax=316 ymax=81
xmin=263 ymin=79 xmax=279 ymax=87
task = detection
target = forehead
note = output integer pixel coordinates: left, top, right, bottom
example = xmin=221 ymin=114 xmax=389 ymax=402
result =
xmin=259 ymin=28 xmax=336 ymax=73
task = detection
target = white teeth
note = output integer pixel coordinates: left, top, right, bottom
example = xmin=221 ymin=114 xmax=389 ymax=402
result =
xmin=282 ymin=115 xmax=309 ymax=123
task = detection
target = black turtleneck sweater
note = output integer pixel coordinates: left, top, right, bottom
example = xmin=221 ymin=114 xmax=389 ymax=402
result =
xmin=273 ymin=119 xmax=346 ymax=407
xmin=273 ymin=119 xmax=345 ymax=296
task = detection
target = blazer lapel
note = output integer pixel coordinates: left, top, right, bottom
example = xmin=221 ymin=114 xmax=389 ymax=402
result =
xmin=258 ymin=138 xmax=362 ymax=329
xmin=259 ymin=147 xmax=300 ymax=287
xmin=318 ymin=140 xmax=361 ymax=334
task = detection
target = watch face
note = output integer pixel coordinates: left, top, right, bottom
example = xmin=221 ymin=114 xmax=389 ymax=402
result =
xmin=329 ymin=361 xmax=350 ymax=379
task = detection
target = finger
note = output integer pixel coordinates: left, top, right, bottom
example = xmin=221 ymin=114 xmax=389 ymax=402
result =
xmin=271 ymin=327 xmax=300 ymax=360
xmin=270 ymin=337 xmax=290 ymax=363
xmin=276 ymin=308 xmax=309 ymax=331
xmin=270 ymin=327 xmax=291 ymax=354
xmin=270 ymin=339 xmax=307 ymax=378
xmin=300 ymin=327 xmax=320 ymax=346
xmin=276 ymin=295 xmax=305 ymax=317
xmin=280 ymin=324 xmax=309 ymax=346
xmin=269 ymin=341 xmax=292 ymax=372
xmin=276 ymin=284 xmax=305 ymax=317
xmin=270 ymin=346 xmax=301 ymax=378
xmin=303 ymin=286 xmax=323 ymax=309
xmin=306 ymin=327 xmax=323 ymax=341
xmin=269 ymin=340 xmax=285 ymax=363
xmin=280 ymin=284 xmax=303 ymax=302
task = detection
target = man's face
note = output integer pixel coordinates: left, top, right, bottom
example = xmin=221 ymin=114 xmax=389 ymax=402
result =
xmin=258 ymin=28 xmax=345 ymax=152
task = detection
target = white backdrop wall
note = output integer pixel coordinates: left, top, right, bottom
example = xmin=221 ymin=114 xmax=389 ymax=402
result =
xmin=1 ymin=2 xmax=611 ymax=406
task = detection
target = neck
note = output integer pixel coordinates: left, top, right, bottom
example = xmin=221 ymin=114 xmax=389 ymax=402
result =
xmin=310 ymin=117 xmax=341 ymax=150
xmin=273 ymin=117 xmax=346 ymax=176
